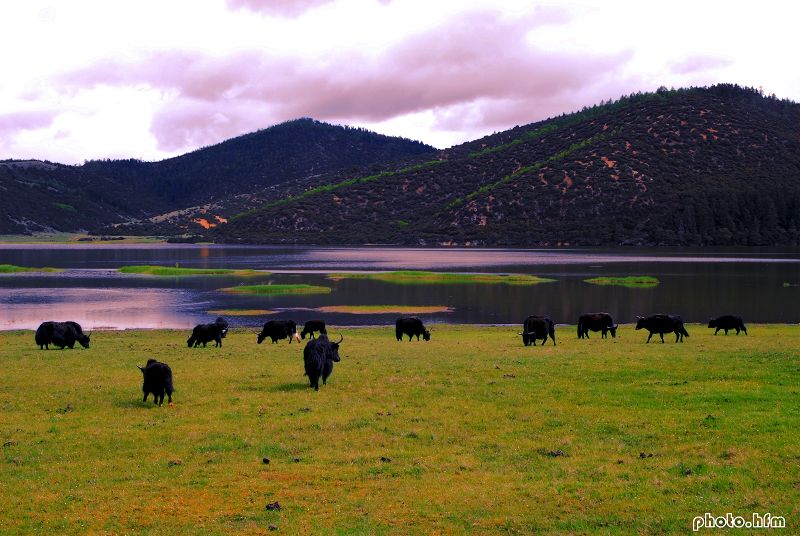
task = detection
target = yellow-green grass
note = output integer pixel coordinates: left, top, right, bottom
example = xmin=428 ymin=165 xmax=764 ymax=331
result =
xmin=584 ymin=275 xmax=660 ymax=288
xmin=1 ymin=325 xmax=798 ymax=534
xmin=208 ymin=309 xmax=274 ymax=316
xmin=0 ymin=264 xmax=62 ymax=273
xmin=315 ymin=305 xmax=452 ymax=314
xmin=221 ymin=284 xmax=332 ymax=295
xmin=327 ymin=270 xmax=556 ymax=285
xmin=119 ymin=265 xmax=267 ymax=277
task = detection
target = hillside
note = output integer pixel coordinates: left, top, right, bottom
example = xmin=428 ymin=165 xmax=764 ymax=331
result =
xmin=219 ymin=85 xmax=800 ymax=246
xmin=0 ymin=119 xmax=434 ymax=234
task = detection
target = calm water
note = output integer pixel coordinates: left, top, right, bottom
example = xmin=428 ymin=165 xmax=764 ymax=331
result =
xmin=0 ymin=245 xmax=798 ymax=330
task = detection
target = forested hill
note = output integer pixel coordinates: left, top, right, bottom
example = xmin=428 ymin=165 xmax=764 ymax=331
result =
xmin=0 ymin=119 xmax=434 ymax=234
xmin=219 ymin=85 xmax=800 ymax=246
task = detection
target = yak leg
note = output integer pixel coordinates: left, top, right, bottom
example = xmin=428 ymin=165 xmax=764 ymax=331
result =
xmin=309 ymin=373 xmax=319 ymax=390
xmin=715 ymin=328 xmax=720 ymax=335
xmin=646 ymin=332 xmax=653 ymax=343
xmin=659 ymin=332 xmax=665 ymax=343
xmin=724 ymin=329 xmax=729 ymax=335
xmin=143 ymin=391 xmax=149 ymax=403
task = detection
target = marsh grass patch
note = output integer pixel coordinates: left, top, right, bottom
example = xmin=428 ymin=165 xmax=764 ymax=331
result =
xmin=584 ymin=276 xmax=660 ymax=288
xmin=0 ymin=264 xmax=62 ymax=273
xmin=221 ymin=284 xmax=332 ymax=295
xmin=314 ymin=305 xmax=452 ymax=314
xmin=119 ymin=265 xmax=267 ymax=277
xmin=327 ymin=271 xmax=555 ymax=285
xmin=208 ymin=309 xmax=274 ymax=316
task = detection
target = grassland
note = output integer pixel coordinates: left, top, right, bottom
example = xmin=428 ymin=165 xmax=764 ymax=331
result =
xmin=314 ymin=305 xmax=452 ymax=314
xmin=0 ymin=264 xmax=62 ymax=273
xmin=221 ymin=284 xmax=332 ymax=295
xmin=1 ymin=325 xmax=798 ymax=534
xmin=327 ymin=271 xmax=555 ymax=285
xmin=119 ymin=266 xmax=266 ymax=277
xmin=584 ymin=276 xmax=660 ymax=288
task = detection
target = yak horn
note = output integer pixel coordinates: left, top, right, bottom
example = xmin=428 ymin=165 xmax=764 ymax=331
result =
xmin=336 ymin=334 xmax=344 ymax=344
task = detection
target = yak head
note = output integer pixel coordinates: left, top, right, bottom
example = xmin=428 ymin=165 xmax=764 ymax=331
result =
xmin=609 ymin=325 xmax=618 ymax=338
xmin=215 ymin=317 xmax=229 ymax=338
xmin=634 ymin=316 xmax=645 ymax=330
xmin=329 ymin=334 xmax=343 ymax=362
xmin=422 ymin=329 xmax=431 ymax=341
xmin=78 ymin=332 xmax=91 ymax=349
xmin=138 ymin=359 xmax=158 ymax=374
xmin=707 ymin=318 xmax=716 ymax=328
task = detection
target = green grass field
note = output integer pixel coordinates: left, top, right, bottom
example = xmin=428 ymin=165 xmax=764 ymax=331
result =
xmin=327 ymin=271 xmax=555 ymax=285
xmin=1 ymin=325 xmax=798 ymax=534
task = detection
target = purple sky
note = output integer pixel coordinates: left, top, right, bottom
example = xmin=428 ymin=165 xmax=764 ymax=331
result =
xmin=1 ymin=0 xmax=797 ymax=164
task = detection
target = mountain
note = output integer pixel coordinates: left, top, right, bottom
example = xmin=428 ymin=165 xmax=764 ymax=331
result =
xmin=0 ymin=119 xmax=435 ymax=234
xmin=218 ymin=85 xmax=800 ymax=246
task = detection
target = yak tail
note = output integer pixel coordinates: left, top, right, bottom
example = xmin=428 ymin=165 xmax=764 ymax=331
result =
xmin=576 ymin=321 xmax=582 ymax=338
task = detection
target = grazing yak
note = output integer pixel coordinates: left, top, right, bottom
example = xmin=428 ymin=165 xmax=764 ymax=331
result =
xmin=187 ymin=317 xmax=229 ymax=348
xmin=395 ymin=317 xmax=430 ymax=341
xmin=522 ymin=315 xmax=556 ymax=346
xmin=635 ymin=314 xmax=690 ymax=343
xmin=301 ymin=320 xmax=327 ymax=340
xmin=708 ymin=315 xmax=748 ymax=335
xmin=577 ymin=313 xmax=617 ymax=339
xmin=257 ymin=320 xmax=300 ymax=344
xmin=138 ymin=359 xmax=174 ymax=406
xmin=303 ymin=334 xmax=343 ymax=390
xmin=35 ymin=321 xmax=91 ymax=349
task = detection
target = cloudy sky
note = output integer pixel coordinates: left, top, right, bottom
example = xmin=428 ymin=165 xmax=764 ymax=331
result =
xmin=1 ymin=0 xmax=798 ymax=164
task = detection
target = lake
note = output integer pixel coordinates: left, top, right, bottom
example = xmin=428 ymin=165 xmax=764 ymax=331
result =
xmin=0 ymin=245 xmax=798 ymax=330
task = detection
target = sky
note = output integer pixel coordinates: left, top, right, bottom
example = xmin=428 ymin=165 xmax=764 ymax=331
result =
xmin=0 ymin=0 xmax=798 ymax=164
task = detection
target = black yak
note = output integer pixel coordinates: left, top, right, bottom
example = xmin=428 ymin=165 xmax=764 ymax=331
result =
xmin=395 ymin=317 xmax=430 ymax=341
xmin=708 ymin=315 xmax=747 ymax=335
xmin=35 ymin=321 xmax=91 ymax=349
xmin=301 ymin=320 xmax=327 ymax=340
xmin=257 ymin=320 xmax=300 ymax=344
xmin=187 ymin=317 xmax=229 ymax=348
xmin=138 ymin=359 xmax=174 ymax=406
xmin=577 ymin=313 xmax=617 ymax=339
xmin=635 ymin=314 xmax=690 ymax=343
xmin=303 ymin=334 xmax=343 ymax=390
xmin=522 ymin=315 xmax=556 ymax=346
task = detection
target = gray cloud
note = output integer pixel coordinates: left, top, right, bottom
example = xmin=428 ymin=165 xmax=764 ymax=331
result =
xmin=670 ymin=55 xmax=733 ymax=75
xmin=0 ymin=110 xmax=57 ymax=136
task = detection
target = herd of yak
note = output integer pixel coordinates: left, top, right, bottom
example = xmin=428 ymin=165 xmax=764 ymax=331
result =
xmin=33 ymin=313 xmax=748 ymax=404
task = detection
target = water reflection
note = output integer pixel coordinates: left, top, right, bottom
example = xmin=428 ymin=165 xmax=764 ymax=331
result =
xmin=0 ymin=288 xmax=198 ymax=330
xmin=0 ymin=246 xmax=798 ymax=329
